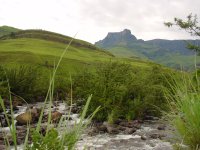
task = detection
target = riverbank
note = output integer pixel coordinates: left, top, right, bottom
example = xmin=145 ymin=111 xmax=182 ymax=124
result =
xmin=0 ymin=101 xmax=174 ymax=150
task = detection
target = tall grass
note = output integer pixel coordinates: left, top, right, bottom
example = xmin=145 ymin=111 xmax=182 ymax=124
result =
xmin=0 ymin=35 xmax=100 ymax=149
xmin=166 ymin=73 xmax=200 ymax=149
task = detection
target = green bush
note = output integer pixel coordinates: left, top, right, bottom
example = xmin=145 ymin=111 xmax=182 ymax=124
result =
xmin=73 ymin=62 xmax=174 ymax=122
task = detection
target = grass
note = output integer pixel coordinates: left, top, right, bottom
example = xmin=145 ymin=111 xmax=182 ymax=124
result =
xmin=0 ymin=37 xmax=154 ymax=76
xmin=166 ymin=73 xmax=200 ymax=149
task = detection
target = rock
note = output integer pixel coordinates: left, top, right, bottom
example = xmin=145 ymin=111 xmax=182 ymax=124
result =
xmin=16 ymin=130 xmax=27 ymax=145
xmin=104 ymin=123 xmax=119 ymax=134
xmin=97 ymin=124 xmax=107 ymax=133
xmin=71 ymin=106 xmax=78 ymax=113
xmin=118 ymin=126 xmax=126 ymax=131
xmin=150 ymin=133 xmax=166 ymax=139
xmin=114 ymin=119 xmax=123 ymax=125
xmin=51 ymin=111 xmax=62 ymax=122
xmin=16 ymin=112 xmax=32 ymax=125
xmin=141 ymin=135 xmax=147 ymax=140
xmin=124 ymin=127 xmax=136 ymax=134
xmin=144 ymin=115 xmax=159 ymax=121
xmin=157 ymin=124 xmax=166 ymax=130
xmin=107 ymin=126 xmax=120 ymax=134
xmin=119 ymin=120 xmax=141 ymax=129
xmin=12 ymin=97 xmax=23 ymax=111
xmin=88 ymin=127 xmax=99 ymax=136
xmin=0 ymin=145 xmax=6 ymax=150
xmin=0 ymin=114 xmax=12 ymax=127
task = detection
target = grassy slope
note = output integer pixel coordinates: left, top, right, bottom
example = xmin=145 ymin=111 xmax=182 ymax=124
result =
xmin=0 ymin=30 xmax=154 ymax=76
xmin=0 ymin=26 xmax=20 ymax=37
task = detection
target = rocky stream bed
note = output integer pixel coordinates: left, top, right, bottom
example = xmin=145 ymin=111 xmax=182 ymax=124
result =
xmin=0 ymin=100 xmax=175 ymax=150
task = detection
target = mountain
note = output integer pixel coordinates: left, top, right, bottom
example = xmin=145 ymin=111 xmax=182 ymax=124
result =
xmin=96 ymin=29 xmax=137 ymax=47
xmin=0 ymin=26 xmax=20 ymax=37
xmin=95 ymin=29 xmax=200 ymax=70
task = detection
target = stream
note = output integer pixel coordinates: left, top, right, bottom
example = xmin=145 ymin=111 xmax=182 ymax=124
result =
xmin=0 ymin=101 xmax=174 ymax=150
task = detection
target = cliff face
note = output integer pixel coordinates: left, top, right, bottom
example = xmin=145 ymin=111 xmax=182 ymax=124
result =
xmin=95 ymin=29 xmax=137 ymax=48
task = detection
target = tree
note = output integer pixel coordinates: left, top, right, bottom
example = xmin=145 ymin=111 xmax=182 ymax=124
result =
xmin=164 ymin=14 xmax=200 ymax=53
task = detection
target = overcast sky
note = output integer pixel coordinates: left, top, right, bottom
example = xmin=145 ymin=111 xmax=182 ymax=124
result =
xmin=0 ymin=0 xmax=199 ymax=43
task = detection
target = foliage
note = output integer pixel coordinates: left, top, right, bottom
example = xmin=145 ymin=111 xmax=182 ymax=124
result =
xmin=27 ymin=129 xmax=64 ymax=150
xmin=165 ymin=14 xmax=200 ymax=54
xmin=0 ymin=65 xmax=40 ymax=101
xmin=166 ymin=74 xmax=200 ymax=149
xmin=165 ymin=14 xmax=200 ymax=149
xmin=0 ymin=66 xmax=9 ymax=97
xmin=73 ymin=62 xmax=174 ymax=122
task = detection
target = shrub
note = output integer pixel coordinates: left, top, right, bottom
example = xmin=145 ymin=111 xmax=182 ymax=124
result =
xmin=73 ymin=62 xmax=174 ymax=122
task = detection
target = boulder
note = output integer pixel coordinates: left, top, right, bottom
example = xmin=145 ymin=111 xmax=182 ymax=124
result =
xmin=16 ymin=112 xmax=32 ymax=125
xmin=31 ymin=107 xmax=41 ymax=119
xmin=103 ymin=122 xmax=119 ymax=134
xmin=51 ymin=111 xmax=62 ymax=122
xmin=141 ymin=135 xmax=147 ymax=140
xmin=124 ymin=127 xmax=136 ymax=134
xmin=97 ymin=124 xmax=107 ymax=133
xmin=157 ymin=124 xmax=166 ymax=130
xmin=0 ymin=145 xmax=6 ymax=150
xmin=118 ymin=126 xmax=127 ymax=131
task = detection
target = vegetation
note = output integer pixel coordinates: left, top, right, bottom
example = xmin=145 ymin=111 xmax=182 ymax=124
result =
xmin=165 ymin=14 xmax=200 ymax=149
xmin=166 ymin=74 xmax=200 ymax=149
xmin=73 ymin=61 xmax=176 ymax=122
xmin=1 ymin=25 xmax=196 ymax=149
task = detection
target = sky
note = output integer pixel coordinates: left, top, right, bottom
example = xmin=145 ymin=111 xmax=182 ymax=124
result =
xmin=0 ymin=0 xmax=199 ymax=43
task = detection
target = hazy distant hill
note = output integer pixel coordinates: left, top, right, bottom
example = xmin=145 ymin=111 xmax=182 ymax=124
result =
xmin=95 ymin=29 xmax=200 ymax=70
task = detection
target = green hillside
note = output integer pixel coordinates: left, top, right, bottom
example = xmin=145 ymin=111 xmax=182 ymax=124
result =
xmin=0 ymin=26 xmax=20 ymax=37
xmin=0 ymin=27 xmax=158 ymax=71
xmin=96 ymin=29 xmax=200 ymax=70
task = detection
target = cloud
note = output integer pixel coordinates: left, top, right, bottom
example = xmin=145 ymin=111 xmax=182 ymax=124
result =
xmin=0 ymin=0 xmax=199 ymax=43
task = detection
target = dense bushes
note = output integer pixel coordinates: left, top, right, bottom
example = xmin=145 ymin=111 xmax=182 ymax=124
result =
xmin=73 ymin=61 xmax=174 ymax=122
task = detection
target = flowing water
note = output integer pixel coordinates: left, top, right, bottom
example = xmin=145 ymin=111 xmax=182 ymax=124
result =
xmin=1 ymin=102 xmax=174 ymax=150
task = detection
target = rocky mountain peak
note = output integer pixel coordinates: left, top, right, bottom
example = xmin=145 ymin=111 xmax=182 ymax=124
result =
xmin=95 ymin=29 xmax=137 ymax=48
